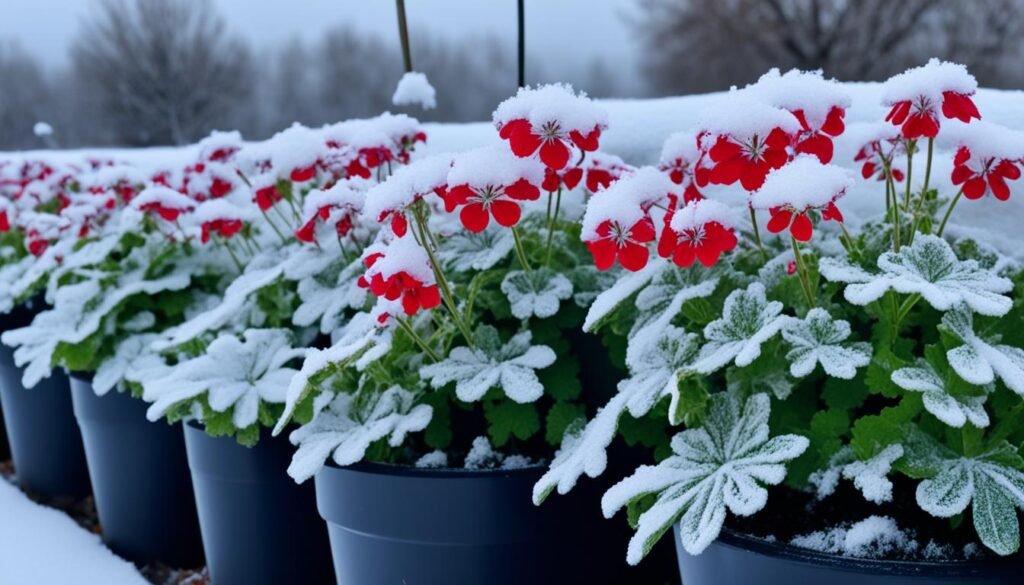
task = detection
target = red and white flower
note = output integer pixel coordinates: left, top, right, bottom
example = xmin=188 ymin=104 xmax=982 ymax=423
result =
xmin=295 ymin=182 xmax=366 ymax=243
xmin=658 ymin=132 xmax=703 ymax=203
xmin=750 ymin=156 xmax=853 ymax=242
xmin=132 ymin=186 xmax=195 ymax=222
xmin=359 ymin=236 xmax=441 ymax=316
xmin=749 ymin=69 xmax=850 ymax=164
xmin=443 ymin=148 xmax=544 ymax=233
xmin=662 ymin=199 xmax=738 ymax=268
xmin=952 ymin=147 xmax=1022 ymax=201
xmin=881 ymin=59 xmax=980 ymax=139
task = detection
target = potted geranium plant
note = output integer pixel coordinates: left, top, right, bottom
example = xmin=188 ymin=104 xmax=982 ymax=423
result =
xmin=540 ymin=62 xmax=1024 ymax=584
xmin=139 ymin=114 xmax=426 ymax=584
xmin=0 ymin=158 xmax=90 ymax=499
xmin=272 ymin=85 xmax=663 ymax=584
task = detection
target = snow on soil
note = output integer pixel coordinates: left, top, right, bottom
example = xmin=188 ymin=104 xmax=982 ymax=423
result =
xmin=0 ymin=480 xmax=147 ymax=585
xmin=789 ymin=515 xmax=978 ymax=561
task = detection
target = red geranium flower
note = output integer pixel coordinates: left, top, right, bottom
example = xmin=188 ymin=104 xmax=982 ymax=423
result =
xmin=702 ymin=129 xmax=790 ymax=191
xmin=0 ymin=210 xmax=9 ymax=232
xmin=499 ymin=118 xmax=601 ymax=170
xmin=200 ymin=219 xmax=243 ymax=243
xmin=254 ymin=185 xmax=284 ymax=211
xmin=951 ymin=147 xmax=1021 ymax=201
xmin=941 ymin=91 xmax=981 ymax=124
xmin=443 ymin=178 xmax=540 ymax=233
xmin=854 ymin=140 xmax=906 ymax=182
xmin=792 ymin=107 xmax=845 ymax=164
xmin=361 ymin=253 xmax=441 ymax=316
xmin=886 ymin=92 xmax=979 ymax=140
xmin=291 ymin=165 xmax=317 ymax=183
xmin=766 ymin=201 xmax=844 ymax=243
xmin=665 ymin=220 xmax=738 ymax=268
xmin=139 ymin=202 xmax=188 ymax=222
xmin=585 ymin=217 xmax=656 ymax=272
xmin=542 ymin=167 xmax=583 ymax=192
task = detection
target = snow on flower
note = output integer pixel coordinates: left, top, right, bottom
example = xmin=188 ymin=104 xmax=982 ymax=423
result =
xmin=881 ymin=59 xmax=980 ymax=139
xmin=750 ymin=156 xmax=853 ymax=242
xmin=493 ymin=84 xmax=608 ymax=170
xmin=363 ymin=154 xmax=453 ymax=236
xmin=849 ymin=122 xmax=907 ymax=182
xmin=583 ymin=152 xmax=633 ymax=194
xmin=295 ymin=179 xmax=368 ymax=243
xmin=663 ymin=199 xmax=739 ymax=268
xmin=658 ymin=132 xmax=703 ymax=202
xmin=391 ymin=71 xmax=437 ymax=110
xmin=360 ymin=234 xmax=441 ymax=316
xmin=131 ymin=185 xmax=195 ymax=222
xmin=443 ymin=146 xmax=544 ymax=232
xmin=947 ymin=122 xmax=1024 ymax=201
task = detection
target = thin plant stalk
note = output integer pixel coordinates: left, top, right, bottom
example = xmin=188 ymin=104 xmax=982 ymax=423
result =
xmin=511 ymin=226 xmax=532 ymax=271
xmin=936 ymin=188 xmax=964 ymax=238
xmin=517 ymin=0 xmax=525 ymax=88
xmin=411 ymin=205 xmax=475 ymax=345
xmin=748 ymin=207 xmax=767 ymax=263
xmin=396 ymin=0 xmax=413 ymax=73
xmin=790 ymin=236 xmax=816 ymax=309
xmin=396 ymin=316 xmax=439 ymax=361
xmin=544 ymin=187 xmax=563 ymax=265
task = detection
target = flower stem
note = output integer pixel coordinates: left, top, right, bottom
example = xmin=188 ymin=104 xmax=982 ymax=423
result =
xmin=544 ymin=187 xmax=563 ymax=266
xmin=511 ymin=226 xmax=532 ymax=271
xmin=903 ymin=139 xmax=915 ymax=211
xmin=396 ymin=316 xmax=439 ymax=361
xmin=790 ymin=236 xmax=816 ymax=309
xmin=907 ymin=137 xmax=935 ymax=245
xmin=261 ymin=207 xmax=288 ymax=244
xmin=411 ymin=205 xmax=475 ymax=345
xmin=748 ymin=207 xmax=767 ymax=264
xmin=936 ymin=188 xmax=964 ymax=238
xmin=885 ymin=167 xmax=901 ymax=253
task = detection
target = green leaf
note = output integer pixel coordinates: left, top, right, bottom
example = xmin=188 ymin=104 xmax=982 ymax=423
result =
xmin=822 ymin=374 xmax=870 ymax=412
xmin=545 ymin=401 xmax=586 ymax=446
xmin=484 ymin=399 xmax=540 ymax=447
xmin=972 ymin=471 xmax=1021 ymax=556
xmin=422 ymin=392 xmax=453 ymax=450
xmin=536 ymin=351 xmax=582 ymax=402
xmin=850 ymin=394 xmax=922 ymax=459
xmin=671 ymin=374 xmax=709 ymax=428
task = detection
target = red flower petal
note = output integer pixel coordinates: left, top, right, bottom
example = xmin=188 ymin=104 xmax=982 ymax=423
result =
xmin=618 ymin=241 xmax=650 ymax=272
xmin=951 ymin=165 xmax=974 ymax=186
xmin=790 ymin=213 xmax=813 ymax=242
xmin=460 ymin=202 xmax=490 ymax=232
xmin=563 ymin=167 xmax=583 ymax=190
xmin=569 ymin=127 xmax=600 ymax=151
xmin=539 ymin=139 xmax=570 ymax=170
xmin=508 ymin=121 xmax=542 ymax=158
xmin=587 ymin=237 xmax=617 ymax=271
xmin=490 ymin=199 xmax=523 ymax=227
xmin=766 ymin=209 xmax=792 ymax=234
xmin=795 ymin=134 xmax=834 ymax=164
xmin=708 ymin=138 xmax=741 ymax=162
xmin=963 ymin=177 xmax=987 ymax=200
xmin=505 ymin=178 xmax=540 ymax=201
xmin=996 ymin=160 xmax=1021 ymax=180
xmin=821 ymin=107 xmax=846 ymax=136
xmin=672 ymin=243 xmax=697 ymax=268
xmin=989 ymin=174 xmax=1010 ymax=201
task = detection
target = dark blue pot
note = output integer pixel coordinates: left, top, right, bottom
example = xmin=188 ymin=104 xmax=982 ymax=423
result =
xmin=315 ymin=461 xmax=641 ymax=585
xmin=676 ymin=527 xmax=1023 ymax=585
xmin=183 ymin=421 xmax=334 ymax=585
xmin=70 ymin=375 xmax=204 ymax=567
xmin=0 ymin=299 xmax=89 ymax=499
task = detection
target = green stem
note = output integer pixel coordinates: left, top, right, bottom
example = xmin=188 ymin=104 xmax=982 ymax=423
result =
xmin=790 ymin=236 xmax=816 ymax=309
xmin=216 ymin=238 xmax=244 ymax=272
xmin=511 ymin=226 xmax=532 ymax=271
xmin=894 ymin=293 xmax=921 ymax=330
xmin=544 ymin=187 xmax=563 ymax=266
xmin=749 ymin=207 xmax=767 ymax=264
xmin=903 ymin=139 xmax=915 ymax=211
xmin=907 ymin=137 xmax=935 ymax=245
xmin=886 ymin=167 xmax=901 ymax=253
xmin=396 ymin=316 xmax=439 ymax=361
xmin=411 ymin=205 xmax=474 ymax=345
xmin=395 ymin=0 xmax=413 ymax=72
xmin=936 ymin=188 xmax=964 ymax=238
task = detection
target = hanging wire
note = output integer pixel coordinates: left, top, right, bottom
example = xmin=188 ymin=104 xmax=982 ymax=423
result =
xmin=396 ymin=0 xmax=413 ymax=73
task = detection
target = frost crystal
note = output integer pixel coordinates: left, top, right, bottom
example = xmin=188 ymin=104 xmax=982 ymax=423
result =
xmin=691 ymin=283 xmax=790 ymax=374
xmin=602 ymin=393 xmax=808 ymax=562
xmin=287 ymin=387 xmax=433 ymax=483
xmin=145 ymin=329 xmax=306 ymax=430
xmin=782 ymin=308 xmax=871 ymax=379
xmin=437 ymin=227 xmax=514 ymax=272
xmin=820 ymin=235 xmax=1013 ymax=317
xmin=94 ymin=334 xmax=167 ymax=396
xmin=500 ymin=268 xmax=573 ymax=320
xmin=942 ymin=304 xmax=1024 ymax=396
xmin=842 ymin=445 xmax=904 ymax=504
xmin=892 ymin=359 xmax=990 ymax=428
xmin=419 ymin=325 xmax=556 ymax=403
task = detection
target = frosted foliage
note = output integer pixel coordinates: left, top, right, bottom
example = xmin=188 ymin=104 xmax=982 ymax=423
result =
xmin=749 ymin=157 xmax=853 ymax=212
xmin=892 ymin=359 xmax=990 ymax=428
xmin=420 ymin=325 xmax=555 ymax=404
xmin=93 ymin=334 xmax=167 ymax=396
xmin=782 ymin=308 xmax=871 ymax=379
xmin=842 ymin=445 xmax=905 ymax=504
xmin=602 ymin=393 xmax=808 ymax=563
xmin=500 ymin=268 xmax=573 ymax=320
xmin=823 ymin=236 xmax=1013 ymax=316
xmin=287 ymin=387 xmax=433 ymax=483
xmin=630 ymin=264 xmax=721 ymax=340
xmin=145 ymin=329 xmax=306 ymax=430
xmin=583 ymin=259 xmax=664 ymax=332
xmin=942 ymin=305 xmax=1024 ymax=396
xmin=809 ymin=447 xmax=856 ymax=500
xmin=391 ymin=72 xmax=437 ymax=110
xmin=437 ymin=228 xmax=513 ymax=272
xmin=916 ymin=445 xmax=1024 ymax=556
xmin=691 ymin=283 xmax=789 ymax=375
xmin=293 ymin=258 xmax=367 ymax=334
xmin=532 ymin=327 xmax=700 ymax=505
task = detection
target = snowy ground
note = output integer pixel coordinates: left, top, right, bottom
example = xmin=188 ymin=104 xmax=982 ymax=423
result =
xmin=0 ymin=479 xmax=147 ymax=585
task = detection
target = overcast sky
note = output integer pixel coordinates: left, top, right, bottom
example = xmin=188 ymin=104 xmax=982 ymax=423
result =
xmin=0 ymin=0 xmax=644 ymax=86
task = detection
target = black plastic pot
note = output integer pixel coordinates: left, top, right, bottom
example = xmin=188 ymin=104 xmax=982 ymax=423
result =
xmin=183 ymin=421 xmax=334 ymax=585
xmin=0 ymin=299 xmax=90 ymax=499
xmin=316 ymin=461 xmax=643 ymax=585
xmin=70 ymin=375 xmax=204 ymax=567
xmin=675 ymin=527 xmax=1023 ymax=585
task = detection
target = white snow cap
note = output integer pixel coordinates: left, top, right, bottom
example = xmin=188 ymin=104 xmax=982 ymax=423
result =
xmin=243 ymin=123 xmax=323 ymax=176
xmin=191 ymin=198 xmax=253 ymax=224
xmin=750 ymin=156 xmax=854 ymax=211
xmin=33 ymin=122 xmax=54 ymax=137
xmin=944 ymin=120 xmax=1024 ymax=162
xmin=131 ymin=185 xmax=194 ymax=211
xmin=392 ymin=72 xmax=437 ymax=110
xmin=446 ymin=146 xmax=545 ymax=188
xmin=581 ymin=166 xmax=674 ymax=239
xmin=363 ymin=154 xmax=453 ymax=220
xmin=198 ymin=130 xmax=243 ymax=160
xmin=748 ymin=68 xmax=850 ymax=127
xmin=659 ymin=131 xmax=701 ymax=166
xmin=303 ymin=180 xmax=368 ymax=218
xmin=670 ymin=199 xmax=739 ymax=233
xmin=698 ymin=90 xmax=800 ymax=138
xmin=881 ymin=59 xmax=977 ymax=106
xmin=493 ymin=83 xmax=609 ymax=134
xmin=367 ymin=233 xmax=434 ymax=284
xmin=323 ymin=113 xmax=423 ymax=151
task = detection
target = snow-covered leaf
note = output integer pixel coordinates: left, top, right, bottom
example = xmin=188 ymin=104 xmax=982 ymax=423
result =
xmin=892 ymin=359 xmax=990 ymax=428
xmin=145 ymin=329 xmax=306 ymax=430
xmin=782 ymin=308 xmax=871 ymax=379
xmin=420 ymin=325 xmax=555 ymax=403
xmin=438 ymin=227 xmax=513 ymax=272
xmin=841 ymin=444 xmax=904 ymax=504
xmin=942 ymin=305 xmax=1024 ymax=396
xmin=690 ymin=283 xmax=790 ymax=374
xmin=94 ymin=334 xmax=168 ymax=395
xmin=292 ymin=257 xmax=368 ymax=335
xmin=583 ymin=259 xmax=664 ymax=332
xmin=602 ymin=393 xmax=808 ymax=563
xmin=533 ymin=327 xmax=699 ymax=504
xmin=500 ymin=268 xmax=573 ymax=320
xmin=820 ymin=235 xmax=1012 ymax=317
xmin=631 ymin=264 xmax=721 ymax=338
xmin=287 ymin=386 xmax=433 ymax=482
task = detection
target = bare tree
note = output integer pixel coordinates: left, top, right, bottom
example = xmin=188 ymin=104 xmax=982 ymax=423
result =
xmin=633 ymin=0 xmax=1024 ymax=94
xmin=71 ymin=0 xmax=253 ymax=146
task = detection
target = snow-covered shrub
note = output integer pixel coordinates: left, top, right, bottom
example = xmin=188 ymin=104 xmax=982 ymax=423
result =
xmin=276 ymin=84 xmax=619 ymax=482
xmin=548 ymin=62 xmax=1024 ymax=563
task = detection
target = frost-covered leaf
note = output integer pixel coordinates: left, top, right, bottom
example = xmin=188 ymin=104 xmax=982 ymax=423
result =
xmin=500 ymin=268 xmax=573 ymax=320
xmin=287 ymin=386 xmax=433 ymax=482
xmin=782 ymin=308 xmax=871 ymax=379
xmin=146 ymin=329 xmax=306 ymax=430
xmin=690 ymin=283 xmax=790 ymax=375
xmin=916 ymin=445 xmax=1024 ymax=556
xmin=583 ymin=259 xmax=664 ymax=332
xmin=892 ymin=359 xmax=990 ymax=428
xmin=568 ymin=264 xmax=618 ymax=309
xmin=602 ymin=393 xmax=808 ymax=563
xmin=94 ymin=334 xmax=168 ymax=396
xmin=631 ymin=264 xmax=721 ymax=339
xmin=533 ymin=327 xmax=699 ymax=504
xmin=942 ymin=305 xmax=1024 ymax=396
xmin=841 ymin=444 xmax=904 ymax=504
xmin=438 ymin=227 xmax=513 ymax=272
xmin=292 ymin=257 xmax=368 ymax=334
xmin=820 ymin=235 xmax=1012 ymax=316
xmin=420 ymin=325 xmax=556 ymax=403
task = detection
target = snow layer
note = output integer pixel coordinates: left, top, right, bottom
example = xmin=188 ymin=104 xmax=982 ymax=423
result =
xmin=880 ymin=59 xmax=978 ymax=105
xmin=0 ymin=481 xmax=147 ymax=585
xmin=750 ymin=156 xmax=854 ymax=211
xmin=392 ymin=72 xmax=437 ymax=110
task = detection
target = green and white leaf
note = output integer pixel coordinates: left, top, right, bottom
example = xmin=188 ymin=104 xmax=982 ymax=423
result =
xmin=942 ymin=304 xmax=1024 ymax=396
xmin=500 ymin=268 xmax=573 ymax=320
xmin=782 ymin=308 xmax=871 ymax=379
xmin=892 ymin=359 xmax=990 ymax=428
xmin=690 ymin=283 xmax=791 ymax=374
xmin=438 ymin=227 xmax=514 ymax=272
